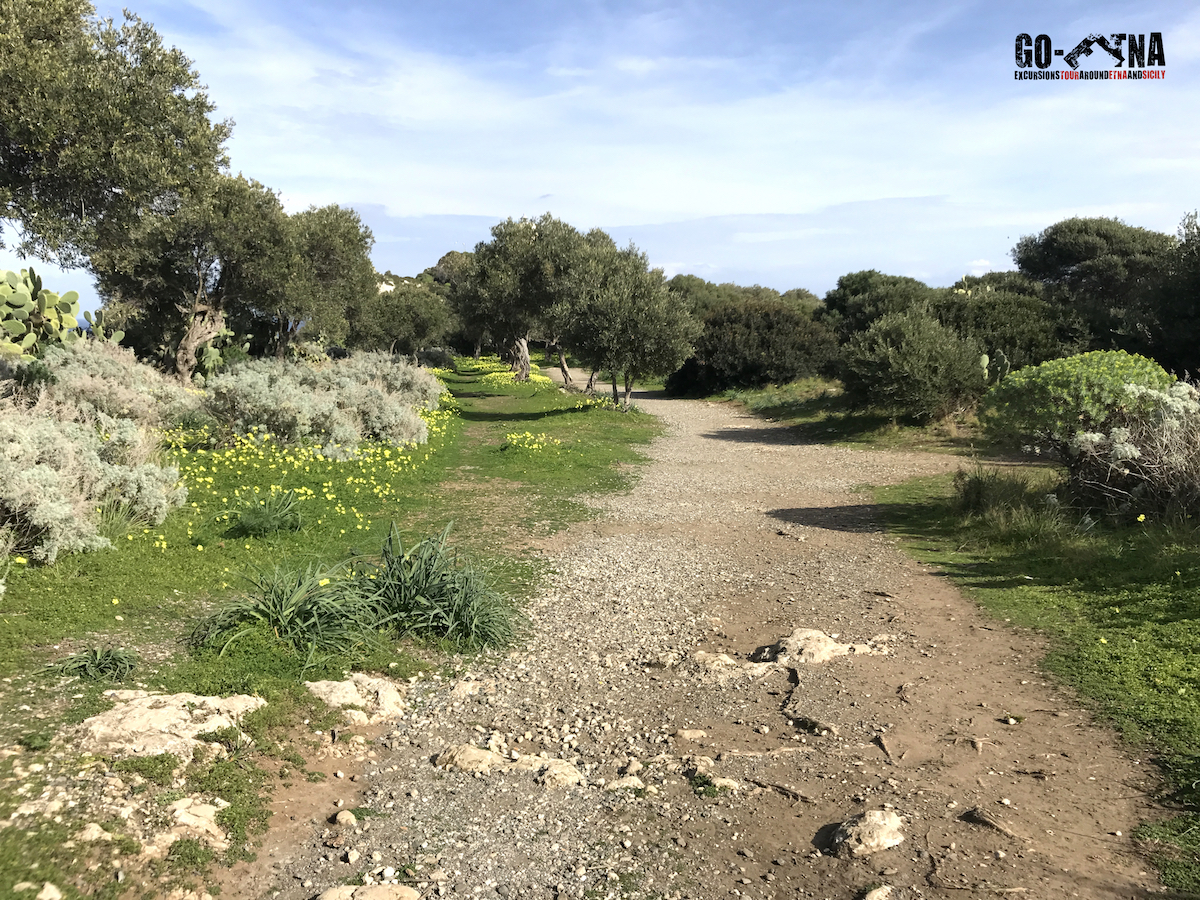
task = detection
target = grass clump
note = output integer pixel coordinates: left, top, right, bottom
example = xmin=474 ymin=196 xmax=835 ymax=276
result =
xmin=368 ymin=524 xmax=524 ymax=651
xmin=187 ymin=523 xmax=521 ymax=685
xmin=50 ymin=646 xmax=138 ymax=681
xmin=113 ymin=753 xmax=180 ymax=787
xmin=188 ymin=563 xmax=381 ymax=663
xmin=226 ymin=488 xmax=303 ymax=537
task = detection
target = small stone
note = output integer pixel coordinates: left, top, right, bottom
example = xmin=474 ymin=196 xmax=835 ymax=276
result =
xmin=36 ymin=886 xmax=63 ymax=900
xmin=335 ymin=770 xmax=345 ymax=778
xmin=831 ymin=809 xmax=905 ymax=858
xmin=346 ymin=848 xmax=361 ymax=864
xmin=757 ymin=725 xmax=769 ymax=735
xmin=335 ymin=810 xmax=358 ymax=827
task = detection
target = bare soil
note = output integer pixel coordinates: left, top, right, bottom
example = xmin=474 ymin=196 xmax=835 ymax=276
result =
xmin=217 ymin=392 xmax=1165 ymax=900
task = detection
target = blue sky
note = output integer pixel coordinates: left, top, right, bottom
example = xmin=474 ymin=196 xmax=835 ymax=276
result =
xmin=4 ymin=0 xmax=1199 ymax=309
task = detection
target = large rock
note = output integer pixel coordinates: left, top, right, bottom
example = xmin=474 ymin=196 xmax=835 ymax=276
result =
xmin=831 ymin=809 xmax=905 ymax=857
xmin=317 ymin=885 xmax=419 ymax=900
xmin=304 ymin=674 xmax=407 ymax=723
xmin=435 ymin=745 xmax=505 ymax=773
xmin=76 ymin=691 xmax=266 ymax=763
xmin=535 ymin=759 xmax=584 ymax=787
xmin=434 ymin=746 xmax=584 ymax=787
xmin=755 ymin=629 xmax=891 ymax=666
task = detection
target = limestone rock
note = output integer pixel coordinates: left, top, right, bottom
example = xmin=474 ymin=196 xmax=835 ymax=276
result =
xmin=711 ymin=777 xmax=740 ymax=792
xmin=76 ymin=691 xmax=266 ymax=764
xmin=353 ymin=887 xmax=421 ymax=900
xmin=335 ymin=810 xmax=358 ymax=827
xmin=831 ymin=809 xmax=905 ymax=858
xmin=35 ymin=885 xmax=63 ymax=900
xmin=75 ymin=823 xmax=114 ymax=842
xmin=673 ymin=729 xmax=707 ymax=741
xmin=435 ymin=745 xmax=505 ymax=773
xmin=537 ymin=759 xmax=584 ymax=787
xmin=317 ymin=886 xmax=419 ymax=900
xmin=304 ymin=674 xmax=407 ymax=724
xmin=755 ymin=628 xmax=891 ymax=666
xmin=864 ymin=887 xmax=894 ymax=900
xmin=604 ymin=775 xmax=644 ymax=792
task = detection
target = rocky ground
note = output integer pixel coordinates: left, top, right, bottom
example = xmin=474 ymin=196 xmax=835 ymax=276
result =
xmin=6 ymin=393 xmax=1168 ymax=900
xmin=217 ymin=393 xmax=1164 ymax=900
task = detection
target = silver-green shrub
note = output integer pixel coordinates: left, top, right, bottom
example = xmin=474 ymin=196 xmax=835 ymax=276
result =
xmin=0 ymin=399 xmax=186 ymax=562
xmin=203 ymin=353 xmax=440 ymax=449
xmin=28 ymin=340 xmax=202 ymax=426
xmin=1064 ymin=381 xmax=1200 ymax=519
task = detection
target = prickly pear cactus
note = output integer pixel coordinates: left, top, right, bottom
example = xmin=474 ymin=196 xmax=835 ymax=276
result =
xmin=0 ymin=267 xmax=82 ymax=360
xmin=83 ymin=309 xmax=125 ymax=345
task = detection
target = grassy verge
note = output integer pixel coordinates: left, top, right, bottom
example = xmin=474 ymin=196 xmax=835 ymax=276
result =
xmin=719 ymin=377 xmax=988 ymax=453
xmin=0 ymin=356 xmax=660 ymax=896
xmin=875 ymin=467 xmax=1200 ymax=892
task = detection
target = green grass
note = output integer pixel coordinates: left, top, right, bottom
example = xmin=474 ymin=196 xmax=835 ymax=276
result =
xmin=113 ymin=753 xmax=180 ymax=787
xmin=0 ymin=354 xmax=661 ymax=894
xmin=721 ymin=377 xmax=988 ymax=453
xmin=875 ymin=467 xmax=1200 ymax=892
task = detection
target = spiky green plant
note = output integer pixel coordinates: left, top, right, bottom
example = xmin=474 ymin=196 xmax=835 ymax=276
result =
xmin=364 ymin=524 xmax=524 ymax=650
xmin=50 ymin=646 xmax=138 ymax=681
xmin=189 ymin=563 xmax=380 ymax=660
xmin=227 ymin=489 xmax=302 ymax=537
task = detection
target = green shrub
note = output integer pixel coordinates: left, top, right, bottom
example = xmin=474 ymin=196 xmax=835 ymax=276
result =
xmin=932 ymin=286 xmax=1085 ymax=376
xmin=665 ymin=299 xmax=837 ymax=394
xmin=366 ymin=524 xmax=523 ymax=650
xmin=841 ymin=307 xmax=986 ymax=422
xmin=981 ymin=350 xmax=1175 ymax=448
xmin=818 ymin=270 xmax=935 ymax=341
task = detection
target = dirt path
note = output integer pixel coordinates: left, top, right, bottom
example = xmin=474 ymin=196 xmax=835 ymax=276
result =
xmin=229 ymin=393 xmax=1161 ymax=900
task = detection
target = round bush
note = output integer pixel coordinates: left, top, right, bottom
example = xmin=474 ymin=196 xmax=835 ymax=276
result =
xmin=982 ymin=350 xmax=1175 ymax=447
xmin=841 ymin=307 xmax=986 ymax=422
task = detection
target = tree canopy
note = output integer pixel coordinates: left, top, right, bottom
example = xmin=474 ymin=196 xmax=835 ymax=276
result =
xmin=1013 ymin=217 xmax=1176 ymax=354
xmin=0 ymin=0 xmax=229 ymax=265
xmin=92 ymin=174 xmax=293 ymax=380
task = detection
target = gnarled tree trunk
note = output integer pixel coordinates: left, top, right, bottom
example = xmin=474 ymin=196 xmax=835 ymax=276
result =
xmin=557 ymin=348 xmax=574 ymax=388
xmin=511 ymin=336 xmax=531 ymax=381
xmin=175 ymin=289 xmax=225 ymax=383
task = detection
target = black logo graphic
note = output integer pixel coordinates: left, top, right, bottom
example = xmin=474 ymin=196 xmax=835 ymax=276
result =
xmin=1014 ymin=32 xmax=1165 ymax=81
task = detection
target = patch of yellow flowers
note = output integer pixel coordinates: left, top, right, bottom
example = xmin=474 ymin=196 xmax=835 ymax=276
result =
xmin=502 ymin=431 xmax=562 ymax=452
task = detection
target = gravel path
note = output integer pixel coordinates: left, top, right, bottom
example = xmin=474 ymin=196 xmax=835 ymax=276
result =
xmin=231 ymin=393 xmax=1161 ymax=900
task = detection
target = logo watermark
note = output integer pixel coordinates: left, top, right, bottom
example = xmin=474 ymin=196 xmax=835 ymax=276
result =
xmin=1014 ymin=32 xmax=1165 ymax=80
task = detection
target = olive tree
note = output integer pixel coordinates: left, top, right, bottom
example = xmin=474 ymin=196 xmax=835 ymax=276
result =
xmin=0 ymin=0 xmax=229 ymax=265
